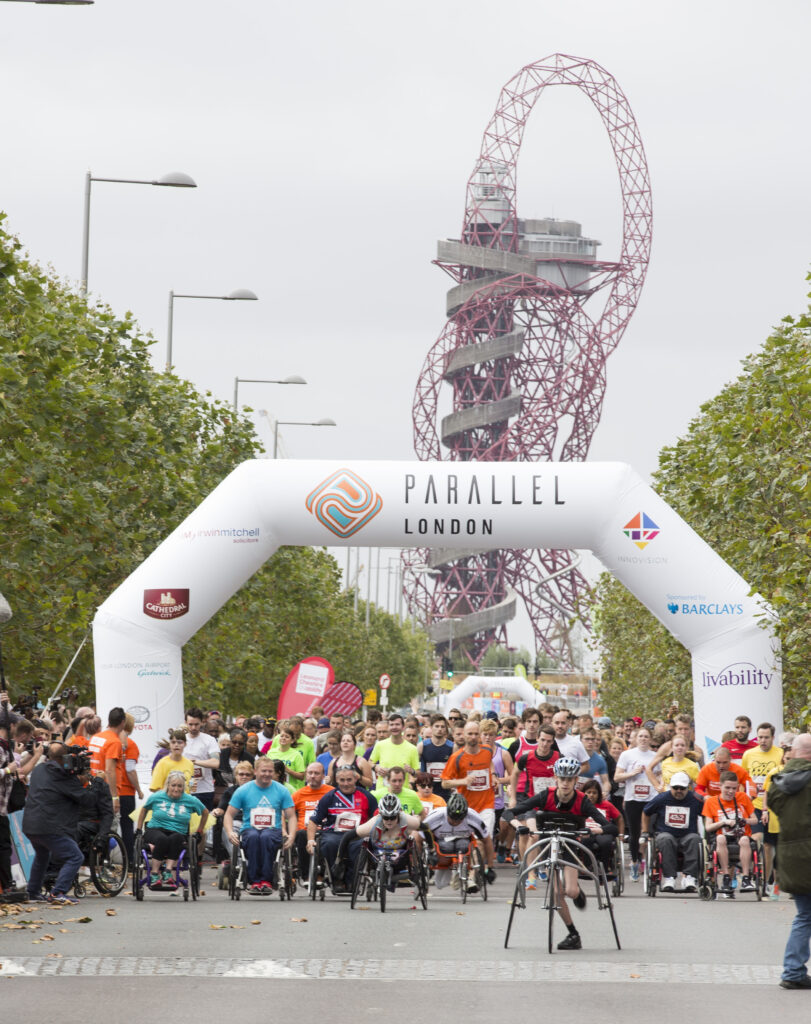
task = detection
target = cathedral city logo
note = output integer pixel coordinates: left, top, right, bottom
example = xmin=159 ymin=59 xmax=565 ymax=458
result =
xmin=622 ymin=512 xmax=660 ymax=550
xmin=143 ymin=589 xmax=190 ymax=620
xmin=305 ymin=468 xmax=383 ymax=538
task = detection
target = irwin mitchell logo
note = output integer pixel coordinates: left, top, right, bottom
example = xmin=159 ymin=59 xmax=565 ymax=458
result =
xmin=305 ymin=469 xmax=383 ymax=539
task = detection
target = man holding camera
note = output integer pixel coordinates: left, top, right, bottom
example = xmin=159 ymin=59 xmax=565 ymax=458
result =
xmin=22 ymin=742 xmax=100 ymax=905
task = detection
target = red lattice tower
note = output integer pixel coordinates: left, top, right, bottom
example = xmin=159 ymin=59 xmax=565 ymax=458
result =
xmin=406 ymin=54 xmax=652 ymax=669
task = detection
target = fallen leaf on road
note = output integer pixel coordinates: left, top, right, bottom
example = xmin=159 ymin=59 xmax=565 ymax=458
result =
xmin=2 ymin=923 xmax=25 ymax=931
xmin=59 ymin=929 xmax=69 ymax=934
xmin=290 ymin=917 xmax=308 ymax=923
xmin=47 ymin=953 xmax=63 ymax=959
xmin=209 ymin=924 xmax=227 ymax=930
xmin=250 ymin=920 xmax=261 ymax=925
xmin=41 ymin=935 xmax=55 ymax=941
xmin=77 ymin=917 xmax=92 ymax=924
xmin=455 ymin=912 xmax=465 ymax=916
xmin=32 ymin=940 xmax=40 ymax=944
xmin=105 ymin=909 xmax=117 ymax=917
xmin=630 ymin=974 xmax=640 ymax=979
xmin=230 ymin=925 xmax=245 ymax=929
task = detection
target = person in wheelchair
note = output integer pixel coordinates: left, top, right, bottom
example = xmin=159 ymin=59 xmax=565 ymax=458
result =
xmin=702 ymin=770 xmax=758 ymax=894
xmin=136 ymin=770 xmax=208 ymax=889
xmin=422 ymin=792 xmax=493 ymax=891
xmin=224 ymin=756 xmax=296 ymax=895
xmin=76 ymin=772 xmax=115 ymax=849
xmin=580 ymin=779 xmax=624 ymax=873
xmin=306 ymin=764 xmax=377 ymax=891
xmin=641 ymin=771 xmax=703 ymax=893
xmin=354 ymin=793 xmax=421 ymax=891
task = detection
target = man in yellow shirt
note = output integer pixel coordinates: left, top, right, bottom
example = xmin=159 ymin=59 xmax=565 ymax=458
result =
xmin=744 ymin=723 xmax=787 ymax=891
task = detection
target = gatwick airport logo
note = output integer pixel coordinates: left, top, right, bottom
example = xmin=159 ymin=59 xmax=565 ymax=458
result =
xmin=305 ymin=469 xmax=383 ymax=538
xmin=622 ymin=512 xmax=660 ymax=550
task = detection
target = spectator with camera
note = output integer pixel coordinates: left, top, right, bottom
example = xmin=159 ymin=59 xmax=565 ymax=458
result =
xmin=702 ymin=770 xmax=758 ymax=893
xmin=22 ymin=741 xmax=100 ymax=904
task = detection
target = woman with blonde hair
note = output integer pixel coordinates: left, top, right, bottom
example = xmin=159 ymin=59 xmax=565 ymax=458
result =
xmin=136 ymin=771 xmax=207 ymax=889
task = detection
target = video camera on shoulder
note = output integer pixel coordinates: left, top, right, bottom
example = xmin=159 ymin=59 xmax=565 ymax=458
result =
xmin=62 ymin=744 xmax=91 ymax=776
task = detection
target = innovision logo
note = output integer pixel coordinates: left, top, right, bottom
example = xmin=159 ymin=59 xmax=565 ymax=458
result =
xmin=305 ymin=469 xmax=383 ymax=539
xmin=622 ymin=512 xmax=660 ymax=550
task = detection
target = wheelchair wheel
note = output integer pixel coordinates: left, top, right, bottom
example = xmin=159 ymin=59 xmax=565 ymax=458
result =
xmin=546 ymin=868 xmax=558 ymax=955
xmin=378 ymin=857 xmax=391 ymax=914
xmin=90 ymin=833 xmax=129 ymax=897
xmin=409 ymin=844 xmax=428 ymax=910
xmin=188 ymin=834 xmax=199 ymax=901
xmin=611 ymin=839 xmax=626 ymax=897
xmin=470 ymin=845 xmax=488 ymax=902
xmin=350 ymin=848 xmax=371 ymax=910
xmin=753 ymin=844 xmax=765 ymax=901
xmin=459 ymin=856 xmax=470 ymax=904
xmin=132 ymin=834 xmax=148 ymax=901
xmin=308 ymin=845 xmax=320 ymax=901
xmin=228 ymin=842 xmax=241 ymax=901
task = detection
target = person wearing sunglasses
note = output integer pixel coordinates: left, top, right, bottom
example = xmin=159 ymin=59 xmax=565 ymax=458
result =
xmin=355 ymin=792 xmax=421 ymax=892
xmin=640 ymin=771 xmax=703 ymax=893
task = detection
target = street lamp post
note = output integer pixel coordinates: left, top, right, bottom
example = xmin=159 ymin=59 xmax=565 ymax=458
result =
xmin=272 ymin=418 xmax=336 ymax=459
xmin=81 ymin=170 xmax=196 ymax=292
xmin=1 ymin=1 xmax=94 ymax=5
xmin=232 ymin=375 xmax=306 ymax=412
xmin=166 ymin=289 xmax=257 ymax=371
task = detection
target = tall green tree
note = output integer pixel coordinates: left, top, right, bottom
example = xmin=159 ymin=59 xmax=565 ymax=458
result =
xmin=591 ymin=281 xmax=811 ymax=725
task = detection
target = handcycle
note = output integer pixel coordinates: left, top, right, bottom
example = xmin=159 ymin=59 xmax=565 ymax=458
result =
xmin=350 ymin=837 xmax=428 ymax=912
xmin=132 ymin=829 xmax=200 ymax=902
xmin=641 ymin=832 xmax=706 ymax=898
xmin=425 ymin=831 xmax=488 ymax=903
xmin=505 ymin=813 xmax=621 ymax=952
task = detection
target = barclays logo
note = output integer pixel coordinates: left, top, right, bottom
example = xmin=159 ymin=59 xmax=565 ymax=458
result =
xmin=667 ymin=602 xmax=743 ymax=616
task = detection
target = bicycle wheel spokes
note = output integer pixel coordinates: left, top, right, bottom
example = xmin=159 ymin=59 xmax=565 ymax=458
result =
xmin=547 ymin=868 xmax=557 ymax=954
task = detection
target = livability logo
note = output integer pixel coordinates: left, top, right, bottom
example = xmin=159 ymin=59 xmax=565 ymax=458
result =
xmin=622 ymin=512 xmax=660 ymax=550
xmin=305 ymin=469 xmax=383 ymax=538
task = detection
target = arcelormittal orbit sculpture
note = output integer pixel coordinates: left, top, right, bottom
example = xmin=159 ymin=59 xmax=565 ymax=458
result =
xmin=406 ymin=54 xmax=652 ymax=670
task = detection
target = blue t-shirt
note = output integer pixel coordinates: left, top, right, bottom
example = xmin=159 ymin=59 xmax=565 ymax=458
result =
xmin=317 ymin=751 xmax=334 ymax=772
xmin=583 ymin=752 xmax=607 ymax=780
xmin=144 ymin=791 xmax=205 ymax=834
xmin=643 ymin=791 xmax=703 ymax=837
xmin=229 ymin=780 xmax=293 ymax=832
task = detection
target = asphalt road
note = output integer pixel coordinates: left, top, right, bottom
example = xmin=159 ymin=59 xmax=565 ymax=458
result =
xmin=1 ymin=865 xmax=802 ymax=1017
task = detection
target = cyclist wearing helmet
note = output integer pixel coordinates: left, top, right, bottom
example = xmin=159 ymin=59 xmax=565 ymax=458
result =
xmin=503 ymin=756 xmax=618 ymax=950
xmin=423 ymin=792 xmax=496 ymax=891
xmin=355 ymin=792 xmax=421 ymax=891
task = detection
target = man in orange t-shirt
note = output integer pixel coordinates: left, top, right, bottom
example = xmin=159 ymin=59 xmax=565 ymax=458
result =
xmin=703 ymin=771 xmax=758 ymax=893
xmin=695 ymin=747 xmax=752 ymax=799
xmin=88 ymin=708 xmax=126 ymax=818
xmin=441 ymin=721 xmax=497 ymax=876
xmin=292 ymin=761 xmax=333 ymax=883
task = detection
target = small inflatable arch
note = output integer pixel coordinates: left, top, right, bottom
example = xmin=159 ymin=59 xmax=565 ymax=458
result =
xmin=93 ymin=460 xmax=781 ymax=772
xmin=440 ymin=675 xmax=540 ymax=712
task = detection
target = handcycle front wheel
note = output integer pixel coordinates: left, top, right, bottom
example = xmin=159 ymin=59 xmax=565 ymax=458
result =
xmin=90 ymin=832 xmax=129 ymax=897
xmin=409 ymin=844 xmax=428 ymax=910
xmin=350 ymin=848 xmax=373 ymax=909
xmin=470 ymin=845 xmax=488 ymax=901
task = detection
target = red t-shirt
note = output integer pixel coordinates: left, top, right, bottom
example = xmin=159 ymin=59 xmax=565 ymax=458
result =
xmin=721 ymin=738 xmax=757 ymax=764
xmin=516 ymin=749 xmax=559 ymax=797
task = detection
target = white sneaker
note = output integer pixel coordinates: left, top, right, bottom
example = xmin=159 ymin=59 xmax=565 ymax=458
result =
xmin=661 ymin=876 xmax=676 ymax=892
xmin=682 ymin=875 xmax=697 ymax=893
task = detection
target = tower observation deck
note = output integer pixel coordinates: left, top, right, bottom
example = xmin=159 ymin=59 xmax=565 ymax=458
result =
xmin=406 ymin=55 xmax=652 ymax=670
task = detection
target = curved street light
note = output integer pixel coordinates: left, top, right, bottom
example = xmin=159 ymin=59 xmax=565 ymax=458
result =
xmin=273 ymin=417 xmax=336 ymax=458
xmin=81 ymin=170 xmax=197 ymax=291
xmin=232 ymin=375 xmax=307 ymax=412
xmin=166 ymin=289 xmax=258 ymax=370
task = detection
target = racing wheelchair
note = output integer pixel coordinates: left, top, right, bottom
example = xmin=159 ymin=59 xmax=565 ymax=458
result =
xmin=350 ymin=835 xmax=428 ymax=912
xmin=44 ymin=827 xmax=129 ymax=899
xmin=132 ymin=829 xmax=200 ymax=901
xmin=423 ymin=830 xmax=488 ymax=903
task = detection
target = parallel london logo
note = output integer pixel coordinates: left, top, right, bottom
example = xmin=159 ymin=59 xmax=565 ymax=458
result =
xmin=143 ymin=589 xmax=190 ymax=620
xmin=305 ymin=469 xmax=382 ymax=538
xmin=622 ymin=512 xmax=660 ymax=550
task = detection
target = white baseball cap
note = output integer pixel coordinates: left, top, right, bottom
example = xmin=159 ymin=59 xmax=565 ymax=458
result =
xmin=670 ymin=771 xmax=691 ymax=788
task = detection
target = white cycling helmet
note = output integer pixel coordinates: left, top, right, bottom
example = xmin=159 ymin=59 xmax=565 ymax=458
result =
xmin=553 ymin=756 xmax=582 ymax=778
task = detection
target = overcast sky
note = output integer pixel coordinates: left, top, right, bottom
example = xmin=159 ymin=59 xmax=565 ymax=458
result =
xmin=2 ymin=1 xmax=809 ymax=660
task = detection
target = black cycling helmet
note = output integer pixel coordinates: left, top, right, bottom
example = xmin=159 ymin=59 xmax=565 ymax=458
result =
xmin=379 ymin=793 xmax=401 ymax=818
xmin=446 ymin=792 xmax=468 ymax=821
xmin=553 ymin=756 xmax=581 ymax=778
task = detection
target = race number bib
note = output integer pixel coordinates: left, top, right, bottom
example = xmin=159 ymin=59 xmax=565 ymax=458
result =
xmin=250 ymin=807 xmax=278 ymax=830
xmin=421 ymin=801 xmax=435 ymax=816
xmin=334 ymin=810 xmax=362 ymax=832
xmin=305 ymin=802 xmax=319 ymax=822
xmin=633 ymin=782 xmax=651 ymax=799
xmin=532 ymin=776 xmax=552 ymax=795
xmin=752 ymin=775 xmax=766 ymax=795
xmin=468 ymin=769 xmax=490 ymax=791
xmin=193 ymin=765 xmax=203 ymax=779
xmin=663 ymin=805 xmax=688 ymax=829
xmin=427 ymin=762 xmax=445 ymax=782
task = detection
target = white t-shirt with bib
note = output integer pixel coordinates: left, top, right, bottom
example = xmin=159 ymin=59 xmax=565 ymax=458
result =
xmin=616 ymin=748 xmax=659 ymax=803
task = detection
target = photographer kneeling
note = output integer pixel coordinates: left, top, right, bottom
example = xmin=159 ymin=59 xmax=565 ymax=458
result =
xmin=22 ymin=742 xmax=98 ymax=905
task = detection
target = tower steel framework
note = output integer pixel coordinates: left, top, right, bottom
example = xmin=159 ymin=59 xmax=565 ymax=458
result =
xmin=405 ymin=54 xmax=653 ymax=669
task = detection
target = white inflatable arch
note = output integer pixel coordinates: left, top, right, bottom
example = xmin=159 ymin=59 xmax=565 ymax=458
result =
xmin=441 ymin=675 xmax=540 ymax=712
xmin=93 ymin=460 xmax=781 ymax=771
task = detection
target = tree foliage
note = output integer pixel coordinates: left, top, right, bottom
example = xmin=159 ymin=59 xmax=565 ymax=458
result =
xmin=591 ymin=280 xmax=811 ymax=725
xmin=0 ymin=219 xmax=430 ymax=713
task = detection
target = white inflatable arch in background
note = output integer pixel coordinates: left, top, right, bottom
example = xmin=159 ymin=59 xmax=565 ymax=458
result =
xmin=93 ymin=460 xmax=781 ymax=772
xmin=440 ymin=675 xmax=540 ymax=712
